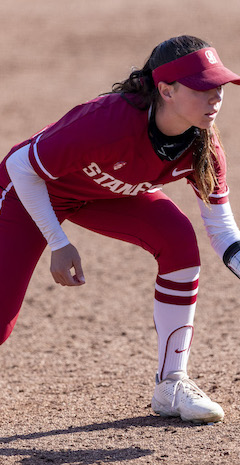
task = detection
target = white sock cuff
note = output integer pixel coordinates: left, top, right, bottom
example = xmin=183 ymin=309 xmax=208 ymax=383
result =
xmin=159 ymin=266 xmax=200 ymax=282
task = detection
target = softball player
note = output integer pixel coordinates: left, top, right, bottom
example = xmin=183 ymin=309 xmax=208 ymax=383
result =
xmin=1 ymin=35 xmax=240 ymax=423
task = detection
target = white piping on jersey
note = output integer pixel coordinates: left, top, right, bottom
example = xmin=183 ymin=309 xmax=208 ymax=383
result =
xmin=208 ymin=189 xmax=229 ymax=198
xmin=190 ymin=181 xmax=229 ymax=198
xmin=0 ymin=182 xmax=13 ymax=210
xmin=33 ymin=134 xmax=58 ymax=180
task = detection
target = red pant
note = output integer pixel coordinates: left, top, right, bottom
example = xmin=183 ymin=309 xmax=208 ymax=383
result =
xmin=0 ymin=167 xmax=200 ymax=344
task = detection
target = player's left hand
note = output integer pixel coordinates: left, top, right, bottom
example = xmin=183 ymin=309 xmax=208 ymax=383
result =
xmin=50 ymin=243 xmax=86 ymax=286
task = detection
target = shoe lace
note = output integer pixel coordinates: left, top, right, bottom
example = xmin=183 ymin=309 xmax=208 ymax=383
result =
xmin=170 ymin=378 xmax=208 ymax=409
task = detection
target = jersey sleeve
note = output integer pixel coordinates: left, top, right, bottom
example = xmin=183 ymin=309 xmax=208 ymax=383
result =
xmin=6 ymin=144 xmax=70 ymax=250
xmin=28 ymin=105 xmax=92 ymax=181
xmin=187 ymin=131 xmax=229 ymax=205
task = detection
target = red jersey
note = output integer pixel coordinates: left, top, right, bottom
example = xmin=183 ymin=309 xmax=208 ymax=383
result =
xmin=26 ymin=93 xmax=228 ymax=208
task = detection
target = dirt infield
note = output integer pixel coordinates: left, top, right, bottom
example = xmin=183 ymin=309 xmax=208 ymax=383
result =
xmin=0 ymin=1 xmax=240 ymax=464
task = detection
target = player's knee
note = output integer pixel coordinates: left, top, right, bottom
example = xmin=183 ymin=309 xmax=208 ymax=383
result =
xmin=155 ymin=216 xmax=200 ymax=272
xmin=177 ymin=219 xmax=199 ymax=257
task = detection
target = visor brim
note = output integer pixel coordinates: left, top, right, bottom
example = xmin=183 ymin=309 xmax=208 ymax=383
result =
xmin=178 ymin=66 xmax=240 ymax=91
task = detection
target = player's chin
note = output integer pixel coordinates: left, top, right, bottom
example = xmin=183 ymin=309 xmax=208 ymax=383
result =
xmin=197 ymin=119 xmax=216 ymax=130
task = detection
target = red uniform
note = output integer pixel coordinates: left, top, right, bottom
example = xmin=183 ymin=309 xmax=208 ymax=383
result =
xmin=0 ymin=93 xmax=232 ymax=343
xmin=27 ymin=93 xmax=228 ymax=205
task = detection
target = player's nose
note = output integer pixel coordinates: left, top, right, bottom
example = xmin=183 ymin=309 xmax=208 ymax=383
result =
xmin=208 ymin=86 xmax=223 ymax=104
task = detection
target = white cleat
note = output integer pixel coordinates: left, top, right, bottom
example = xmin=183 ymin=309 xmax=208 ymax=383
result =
xmin=151 ymin=371 xmax=224 ymax=424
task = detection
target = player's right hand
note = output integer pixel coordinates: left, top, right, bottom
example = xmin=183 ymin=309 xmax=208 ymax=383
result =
xmin=50 ymin=243 xmax=85 ymax=286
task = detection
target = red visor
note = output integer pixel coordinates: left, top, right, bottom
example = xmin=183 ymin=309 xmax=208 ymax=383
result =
xmin=152 ymin=47 xmax=240 ymax=91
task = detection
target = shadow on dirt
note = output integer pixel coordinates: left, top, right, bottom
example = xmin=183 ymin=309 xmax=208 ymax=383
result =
xmin=0 ymin=415 xmax=201 ymax=464
xmin=0 ymin=414 xmax=198 ymax=445
xmin=0 ymin=446 xmax=153 ymax=464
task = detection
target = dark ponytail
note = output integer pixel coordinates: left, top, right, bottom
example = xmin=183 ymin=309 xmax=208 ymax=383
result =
xmin=112 ymin=60 xmax=157 ymax=110
xmin=112 ymin=36 xmax=210 ymax=111
xmin=112 ymin=35 xmax=222 ymax=204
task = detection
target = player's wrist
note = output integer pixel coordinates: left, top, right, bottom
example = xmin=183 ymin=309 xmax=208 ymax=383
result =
xmin=223 ymin=241 xmax=240 ymax=278
xmin=49 ymin=235 xmax=70 ymax=252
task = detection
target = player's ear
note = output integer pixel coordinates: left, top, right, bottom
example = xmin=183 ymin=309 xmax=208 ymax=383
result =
xmin=157 ymin=82 xmax=174 ymax=101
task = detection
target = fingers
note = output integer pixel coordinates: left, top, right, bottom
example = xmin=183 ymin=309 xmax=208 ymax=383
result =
xmin=73 ymin=274 xmax=85 ymax=285
xmin=50 ymin=243 xmax=86 ymax=287
xmin=52 ymin=269 xmax=85 ymax=286
xmin=74 ymin=259 xmax=86 ymax=285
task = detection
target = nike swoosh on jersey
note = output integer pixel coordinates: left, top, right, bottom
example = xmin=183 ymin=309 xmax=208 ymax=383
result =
xmin=172 ymin=167 xmax=193 ymax=177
